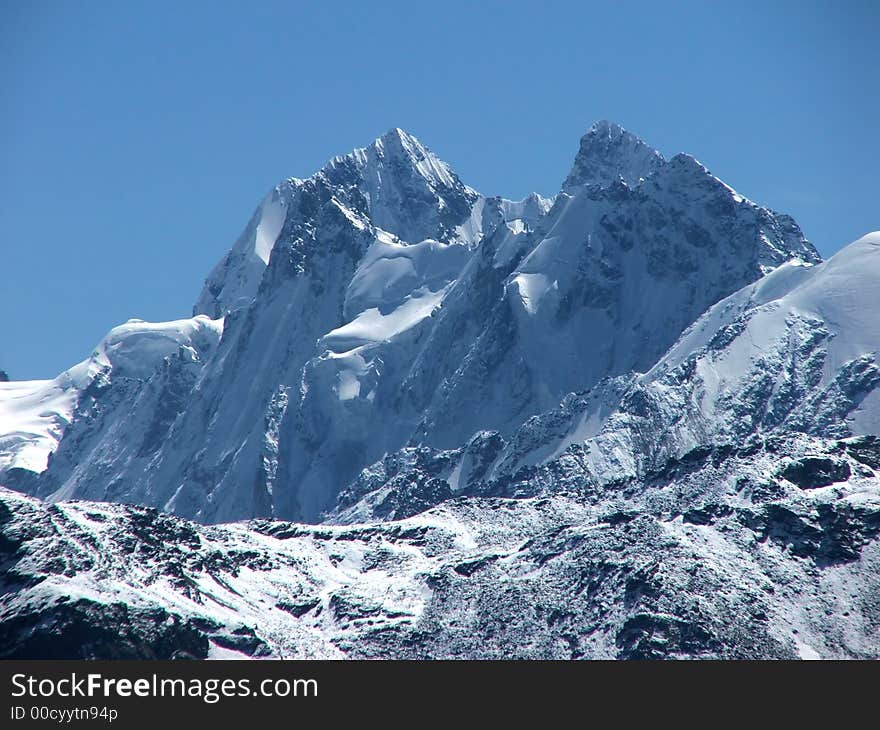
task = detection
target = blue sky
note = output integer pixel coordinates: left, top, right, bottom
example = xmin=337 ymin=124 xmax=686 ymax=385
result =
xmin=2 ymin=0 xmax=877 ymax=379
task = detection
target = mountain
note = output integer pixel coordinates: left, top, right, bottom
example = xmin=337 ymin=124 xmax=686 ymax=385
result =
xmin=1 ymin=122 xmax=878 ymax=660
xmin=193 ymin=128 xmax=487 ymax=320
xmin=562 ymin=119 xmax=665 ymax=191
xmin=0 ymin=121 xmax=820 ymax=524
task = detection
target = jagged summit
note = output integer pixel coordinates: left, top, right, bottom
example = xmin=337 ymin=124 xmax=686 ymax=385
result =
xmin=194 ymin=127 xmax=481 ymax=318
xmin=642 ymin=152 xmax=821 ymax=268
xmin=562 ymin=119 xmax=666 ymax=192
xmin=319 ymin=126 xmax=480 ymax=245
xmin=325 ymin=127 xmax=469 ymax=195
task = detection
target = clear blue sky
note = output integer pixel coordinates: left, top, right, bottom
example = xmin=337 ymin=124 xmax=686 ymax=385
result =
xmin=2 ymin=0 xmax=877 ymax=379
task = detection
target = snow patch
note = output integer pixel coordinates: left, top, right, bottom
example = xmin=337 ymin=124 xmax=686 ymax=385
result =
xmin=323 ymin=286 xmax=448 ymax=352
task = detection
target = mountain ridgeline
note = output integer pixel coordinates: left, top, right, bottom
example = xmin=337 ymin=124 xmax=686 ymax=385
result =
xmin=1 ymin=122 xmax=825 ymax=522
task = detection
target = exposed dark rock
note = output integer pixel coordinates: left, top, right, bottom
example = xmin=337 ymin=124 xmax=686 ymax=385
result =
xmin=0 ymin=599 xmax=208 ymax=660
xmin=777 ymin=457 xmax=851 ymax=490
xmin=843 ymin=436 xmax=880 ymax=470
xmin=615 ymin=613 xmax=720 ymax=659
xmin=453 ymin=554 xmax=500 ymax=576
xmin=683 ymin=503 xmax=733 ymax=525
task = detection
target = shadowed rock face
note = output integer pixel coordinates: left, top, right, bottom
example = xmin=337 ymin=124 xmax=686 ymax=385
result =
xmin=778 ymin=457 xmax=852 ymax=490
xmin=0 ymin=600 xmax=210 ymax=660
xmin=562 ymin=120 xmax=666 ymax=191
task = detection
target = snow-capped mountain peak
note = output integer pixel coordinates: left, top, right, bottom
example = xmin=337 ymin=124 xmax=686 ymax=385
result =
xmin=320 ymin=127 xmax=481 ymax=247
xmin=336 ymin=127 xmax=464 ymax=193
xmin=3 ymin=123 xmax=879 ymax=663
xmin=641 ymin=151 xmax=821 ymax=270
xmin=562 ymin=119 xmax=666 ymax=192
xmin=1 ymin=122 xmax=829 ymax=527
xmin=194 ymin=129 xmax=482 ymax=319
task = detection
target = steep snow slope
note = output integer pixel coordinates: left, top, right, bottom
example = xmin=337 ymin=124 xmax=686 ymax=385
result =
xmin=1 ymin=122 xmax=820 ymax=524
xmin=194 ymin=185 xmax=293 ymax=318
xmin=1 ymin=124 xmax=877 ymax=662
xmin=15 ymin=129 xmax=503 ymax=523
xmin=655 ymin=232 xmax=880 ymax=434
xmin=583 ymin=231 xmax=880 ymax=477
xmin=409 ymin=137 xmax=819 ymax=449
xmin=0 ymin=379 xmax=77 ymax=476
xmin=275 ymin=123 xmax=818 ymax=520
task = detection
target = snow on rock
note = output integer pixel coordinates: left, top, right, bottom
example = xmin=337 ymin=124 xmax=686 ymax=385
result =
xmin=0 ymin=316 xmax=222 ymax=492
xmin=499 ymin=192 xmax=555 ymax=227
xmin=4 ymin=443 xmax=880 ymax=659
xmin=642 ymin=232 xmax=880 ymax=442
xmin=1 ymin=123 xmax=879 ymax=661
xmin=411 ymin=141 xmax=819 ymax=451
xmin=0 ymin=122 xmax=823 ymax=525
xmin=562 ymin=120 xmax=665 ymax=191
xmin=0 ymin=379 xmax=77 ymax=475
xmin=194 ymin=184 xmax=293 ymax=319
xmin=342 ymin=233 xmax=879 ymax=524
xmin=321 ymin=127 xmax=482 ymax=247
xmin=323 ymin=286 xmax=450 ymax=353
xmin=89 ymin=316 xmax=224 ymax=380
xmin=342 ymin=235 xmax=469 ymax=322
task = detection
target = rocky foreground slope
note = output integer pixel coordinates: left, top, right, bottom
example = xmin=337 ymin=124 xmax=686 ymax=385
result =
xmin=2 ymin=427 xmax=879 ymax=659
